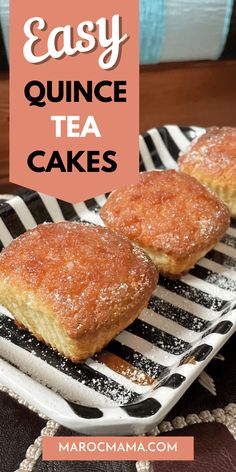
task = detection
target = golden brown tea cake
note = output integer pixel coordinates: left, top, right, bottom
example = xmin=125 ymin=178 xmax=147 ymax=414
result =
xmin=100 ymin=170 xmax=230 ymax=276
xmin=0 ymin=222 xmax=157 ymax=362
xmin=179 ymin=127 xmax=236 ymax=217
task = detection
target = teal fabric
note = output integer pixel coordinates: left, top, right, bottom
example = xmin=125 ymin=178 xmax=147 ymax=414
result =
xmin=140 ymin=0 xmax=166 ymax=64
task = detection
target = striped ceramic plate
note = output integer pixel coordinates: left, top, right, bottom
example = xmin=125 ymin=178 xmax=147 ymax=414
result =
xmin=0 ymin=125 xmax=235 ymax=435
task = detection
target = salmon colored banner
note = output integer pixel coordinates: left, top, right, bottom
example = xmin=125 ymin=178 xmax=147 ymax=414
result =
xmin=42 ymin=436 xmax=194 ymax=461
xmin=10 ymin=0 xmax=139 ymax=203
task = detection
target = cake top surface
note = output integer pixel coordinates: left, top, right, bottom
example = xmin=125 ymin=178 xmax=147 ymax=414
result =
xmin=179 ymin=127 xmax=236 ymax=185
xmin=100 ymin=170 xmax=230 ymax=257
xmin=0 ymin=222 xmax=157 ymax=337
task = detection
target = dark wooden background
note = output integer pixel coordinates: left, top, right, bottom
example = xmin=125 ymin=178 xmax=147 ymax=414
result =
xmin=1 ymin=59 xmax=236 ymax=193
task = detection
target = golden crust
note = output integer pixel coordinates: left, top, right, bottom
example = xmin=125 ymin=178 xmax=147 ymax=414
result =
xmin=0 ymin=222 xmax=157 ymax=361
xmin=178 ymin=127 xmax=236 ymax=217
xmin=100 ymin=170 xmax=230 ymax=275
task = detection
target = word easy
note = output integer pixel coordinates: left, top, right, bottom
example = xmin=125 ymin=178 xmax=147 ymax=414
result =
xmin=23 ymin=15 xmax=128 ymax=70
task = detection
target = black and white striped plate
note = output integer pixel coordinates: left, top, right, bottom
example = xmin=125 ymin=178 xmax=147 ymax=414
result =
xmin=0 ymin=125 xmax=235 ymax=435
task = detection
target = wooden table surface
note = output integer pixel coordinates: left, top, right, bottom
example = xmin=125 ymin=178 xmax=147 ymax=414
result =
xmin=140 ymin=59 xmax=236 ymax=132
xmin=0 ymin=72 xmax=11 ymax=194
xmin=1 ymin=59 xmax=236 ymax=194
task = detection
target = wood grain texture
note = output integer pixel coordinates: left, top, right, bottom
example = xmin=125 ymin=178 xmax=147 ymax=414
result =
xmin=0 ymin=72 xmax=12 ymax=193
xmin=140 ymin=60 xmax=236 ymax=132
xmin=1 ymin=60 xmax=236 ymax=193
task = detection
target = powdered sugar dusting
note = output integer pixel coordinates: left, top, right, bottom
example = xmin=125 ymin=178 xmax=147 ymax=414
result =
xmin=179 ymin=127 xmax=236 ymax=183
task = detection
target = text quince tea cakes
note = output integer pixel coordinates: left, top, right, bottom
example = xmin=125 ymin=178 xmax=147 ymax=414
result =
xmin=100 ymin=170 xmax=230 ymax=276
xmin=0 ymin=222 xmax=157 ymax=362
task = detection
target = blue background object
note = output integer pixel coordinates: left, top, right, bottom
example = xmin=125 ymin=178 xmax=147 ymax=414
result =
xmin=139 ymin=0 xmax=234 ymax=64
xmin=140 ymin=0 xmax=166 ymax=64
xmin=0 ymin=0 xmax=234 ymax=65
